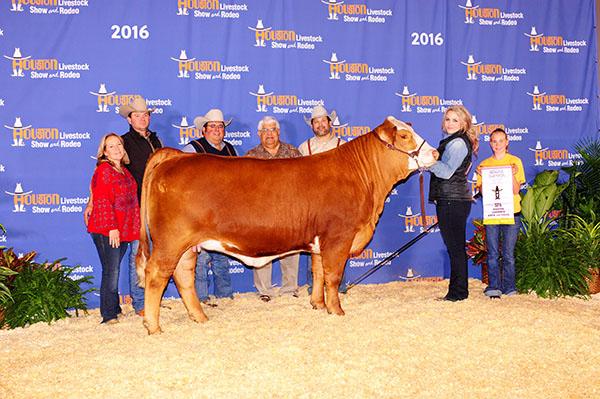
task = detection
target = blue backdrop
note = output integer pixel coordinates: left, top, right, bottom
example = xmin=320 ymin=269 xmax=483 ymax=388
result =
xmin=1 ymin=0 xmax=598 ymax=308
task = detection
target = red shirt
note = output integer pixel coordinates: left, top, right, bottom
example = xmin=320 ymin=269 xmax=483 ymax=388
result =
xmin=87 ymin=162 xmax=140 ymax=242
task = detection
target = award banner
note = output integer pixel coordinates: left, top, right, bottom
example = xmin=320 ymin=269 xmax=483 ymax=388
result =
xmin=482 ymin=166 xmax=515 ymax=225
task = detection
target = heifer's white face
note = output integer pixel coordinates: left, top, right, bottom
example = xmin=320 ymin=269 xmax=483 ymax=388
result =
xmin=387 ymin=116 xmax=437 ymax=170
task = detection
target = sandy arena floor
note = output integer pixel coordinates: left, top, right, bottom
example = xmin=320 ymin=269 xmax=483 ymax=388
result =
xmin=1 ymin=279 xmax=599 ymax=399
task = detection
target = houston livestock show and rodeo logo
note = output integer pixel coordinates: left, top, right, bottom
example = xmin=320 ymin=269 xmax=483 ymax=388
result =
xmin=395 ymin=85 xmax=463 ymax=114
xmin=9 ymin=0 xmax=88 ymax=15
xmin=459 ymin=0 xmax=524 ymax=26
xmin=89 ymin=85 xmax=173 ymax=115
xmin=248 ymin=84 xmax=324 ymax=115
xmin=4 ymin=48 xmax=89 ymax=79
xmin=170 ymin=50 xmax=250 ymax=80
xmin=175 ymin=0 xmax=248 ymax=19
xmin=248 ymin=19 xmax=323 ymax=50
xmin=4 ymin=182 xmax=87 ymax=214
xmin=322 ymin=52 xmax=394 ymax=82
xmin=321 ymin=0 xmax=392 ymax=24
xmin=528 ymin=140 xmax=582 ymax=168
xmin=461 ymin=54 xmax=526 ymax=82
xmin=470 ymin=116 xmax=528 ymax=144
xmin=526 ymin=85 xmax=588 ymax=113
xmin=524 ymin=26 xmax=587 ymax=54
xmin=4 ymin=117 xmax=91 ymax=149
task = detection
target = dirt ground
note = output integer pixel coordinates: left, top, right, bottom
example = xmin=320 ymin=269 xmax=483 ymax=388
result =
xmin=1 ymin=279 xmax=599 ymax=399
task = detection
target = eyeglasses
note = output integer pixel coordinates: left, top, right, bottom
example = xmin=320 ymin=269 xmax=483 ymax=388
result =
xmin=260 ymin=128 xmax=278 ymax=133
xmin=206 ymin=123 xmax=225 ymax=130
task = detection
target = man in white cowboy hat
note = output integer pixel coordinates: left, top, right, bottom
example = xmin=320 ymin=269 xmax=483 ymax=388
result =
xmin=245 ymin=115 xmax=302 ymax=302
xmin=298 ymin=105 xmax=348 ymax=294
xmin=85 ymin=95 xmax=162 ymax=317
xmin=182 ymin=108 xmax=237 ymax=156
xmin=182 ymin=108 xmax=237 ymax=304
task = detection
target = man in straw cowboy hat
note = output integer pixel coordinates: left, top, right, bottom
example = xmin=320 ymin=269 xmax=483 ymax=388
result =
xmin=84 ymin=95 xmax=162 ymax=317
xmin=182 ymin=108 xmax=237 ymax=305
xmin=299 ymin=105 xmax=348 ymax=294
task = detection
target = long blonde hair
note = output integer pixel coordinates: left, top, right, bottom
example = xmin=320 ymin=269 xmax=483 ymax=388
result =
xmin=442 ymin=105 xmax=479 ymax=155
xmin=95 ymin=133 xmax=130 ymax=166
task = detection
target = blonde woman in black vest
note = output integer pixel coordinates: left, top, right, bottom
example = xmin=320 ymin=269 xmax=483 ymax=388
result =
xmin=427 ymin=106 xmax=479 ymax=301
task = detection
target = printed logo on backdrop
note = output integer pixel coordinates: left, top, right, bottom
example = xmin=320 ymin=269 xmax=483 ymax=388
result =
xmin=529 ymin=140 xmax=582 ymax=168
xmin=89 ymin=85 xmax=172 ymax=115
xmin=461 ymin=54 xmax=526 ymax=82
xmin=525 ymin=27 xmax=587 ymax=54
xmin=4 ymin=183 xmax=87 ymax=214
xmin=348 ymin=248 xmax=395 ymax=269
xmin=459 ymin=0 xmax=523 ymax=26
xmin=323 ymin=52 xmax=394 ymax=82
xmin=527 ymin=85 xmax=588 ymax=112
xmin=474 ymin=116 xmax=527 ymax=143
xmin=398 ymin=206 xmax=438 ymax=234
xmin=175 ymin=0 xmax=248 ymax=19
xmin=171 ymin=50 xmax=249 ymax=80
xmin=4 ymin=117 xmax=91 ymax=149
xmin=249 ymin=84 xmax=324 ymax=115
xmin=248 ymin=19 xmax=323 ymax=50
xmin=395 ymin=85 xmax=463 ymax=114
xmin=330 ymin=116 xmax=370 ymax=141
xmin=321 ymin=0 xmax=392 ymax=24
xmin=399 ymin=267 xmax=422 ymax=281
xmin=10 ymin=0 xmax=88 ymax=15
xmin=172 ymin=116 xmax=250 ymax=146
xmin=4 ymin=48 xmax=89 ymax=79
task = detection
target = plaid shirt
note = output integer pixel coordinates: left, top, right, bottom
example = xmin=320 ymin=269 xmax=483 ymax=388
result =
xmin=245 ymin=141 xmax=301 ymax=159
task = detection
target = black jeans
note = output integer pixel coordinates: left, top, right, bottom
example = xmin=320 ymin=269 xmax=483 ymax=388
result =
xmin=436 ymin=200 xmax=471 ymax=299
xmin=91 ymin=233 xmax=128 ymax=322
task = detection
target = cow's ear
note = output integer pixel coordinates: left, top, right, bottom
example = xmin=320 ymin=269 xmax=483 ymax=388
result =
xmin=375 ymin=118 xmax=397 ymax=145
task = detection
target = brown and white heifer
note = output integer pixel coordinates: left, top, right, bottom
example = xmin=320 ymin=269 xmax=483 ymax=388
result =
xmin=136 ymin=116 xmax=437 ymax=334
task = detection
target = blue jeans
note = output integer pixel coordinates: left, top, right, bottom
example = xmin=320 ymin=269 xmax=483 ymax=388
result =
xmin=91 ymin=233 xmax=128 ymax=323
xmin=485 ymin=219 xmax=520 ymax=294
xmin=306 ymin=255 xmax=348 ymax=294
xmin=128 ymin=240 xmax=144 ymax=312
xmin=195 ymin=250 xmax=233 ymax=300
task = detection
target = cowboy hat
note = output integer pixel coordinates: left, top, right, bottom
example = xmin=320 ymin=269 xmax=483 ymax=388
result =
xmin=304 ymin=105 xmax=337 ymax=126
xmin=193 ymin=108 xmax=232 ymax=129
xmin=118 ymin=96 xmax=155 ymax=118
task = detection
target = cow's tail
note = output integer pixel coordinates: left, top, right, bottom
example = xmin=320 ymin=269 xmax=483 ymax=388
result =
xmin=136 ymin=148 xmax=181 ymax=287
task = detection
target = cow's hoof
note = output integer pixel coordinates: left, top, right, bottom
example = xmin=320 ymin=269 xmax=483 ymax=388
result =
xmin=189 ymin=313 xmax=209 ymax=323
xmin=327 ymin=307 xmax=346 ymax=316
xmin=143 ymin=320 xmax=163 ymax=335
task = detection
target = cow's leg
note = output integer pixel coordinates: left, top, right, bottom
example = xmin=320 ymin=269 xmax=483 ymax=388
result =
xmin=310 ymin=253 xmax=326 ymax=310
xmin=173 ymin=248 xmax=208 ymax=324
xmin=143 ymin=254 xmax=174 ymax=335
xmin=322 ymin=248 xmax=348 ymax=316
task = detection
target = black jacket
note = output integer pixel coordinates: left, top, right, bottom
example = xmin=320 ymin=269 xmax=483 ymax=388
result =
xmin=122 ymin=127 xmax=162 ymax=201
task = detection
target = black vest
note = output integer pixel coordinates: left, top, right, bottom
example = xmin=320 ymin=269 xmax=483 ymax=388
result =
xmin=189 ymin=137 xmax=237 ymax=157
xmin=428 ymin=132 xmax=473 ymax=202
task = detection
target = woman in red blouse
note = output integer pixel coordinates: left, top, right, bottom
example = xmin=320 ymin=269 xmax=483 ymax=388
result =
xmin=87 ymin=133 xmax=140 ymax=324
